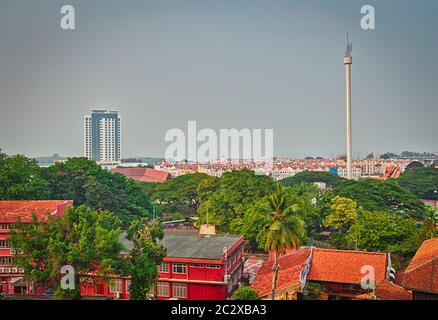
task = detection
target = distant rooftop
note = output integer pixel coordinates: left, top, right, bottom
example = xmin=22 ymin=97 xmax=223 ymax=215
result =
xmin=0 ymin=200 xmax=73 ymax=223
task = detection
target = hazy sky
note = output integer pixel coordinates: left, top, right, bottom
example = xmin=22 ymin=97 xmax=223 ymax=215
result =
xmin=1 ymin=0 xmax=437 ymax=158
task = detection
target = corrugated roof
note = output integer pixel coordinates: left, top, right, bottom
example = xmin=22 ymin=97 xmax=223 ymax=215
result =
xmin=119 ymin=231 xmax=242 ymax=260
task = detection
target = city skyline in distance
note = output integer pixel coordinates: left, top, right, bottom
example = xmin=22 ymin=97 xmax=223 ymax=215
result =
xmin=1 ymin=0 xmax=437 ymax=159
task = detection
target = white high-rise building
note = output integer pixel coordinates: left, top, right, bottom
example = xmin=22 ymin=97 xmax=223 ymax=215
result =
xmin=84 ymin=110 xmax=121 ymax=163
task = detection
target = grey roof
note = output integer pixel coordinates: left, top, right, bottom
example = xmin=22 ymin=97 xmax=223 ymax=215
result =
xmin=119 ymin=231 xmax=242 ymax=260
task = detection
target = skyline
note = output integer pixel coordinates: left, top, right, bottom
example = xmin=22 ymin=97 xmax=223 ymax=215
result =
xmin=1 ymin=0 xmax=438 ymax=158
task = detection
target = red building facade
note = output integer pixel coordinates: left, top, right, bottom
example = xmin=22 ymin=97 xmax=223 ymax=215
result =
xmin=0 ymin=200 xmax=73 ymax=294
xmin=81 ymin=231 xmax=245 ymax=300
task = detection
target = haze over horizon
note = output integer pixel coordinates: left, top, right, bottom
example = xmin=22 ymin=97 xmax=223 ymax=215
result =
xmin=1 ymin=0 xmax=437 ymax=159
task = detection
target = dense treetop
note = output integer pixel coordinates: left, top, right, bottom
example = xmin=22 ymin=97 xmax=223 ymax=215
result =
xmin=280 ymin=171 xmax=345 ymax=188
xmin=396 ymin=167 xmax=438 ymax=200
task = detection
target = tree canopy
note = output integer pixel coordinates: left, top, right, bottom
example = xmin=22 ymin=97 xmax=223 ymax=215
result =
xmin=280 ymin=171 xmax=345 ymax=188
xmin=324 ymin=179 xmax=426 ymax=218
xmin=0 ymin=155 xmax=51 ymax=200
xmin=197 ymin=169 xmax=276 ymax=232
xmin=396 ymin=167 xmax=438 ymax=200
xmin=153 ymin=173 xmax=218 ymax=217
xmin=41 ymin=157 xmax=153 ymax=226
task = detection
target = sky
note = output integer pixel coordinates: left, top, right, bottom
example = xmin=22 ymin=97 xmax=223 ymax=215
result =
xmin=0 ymin=0 xmax=437 ymax=159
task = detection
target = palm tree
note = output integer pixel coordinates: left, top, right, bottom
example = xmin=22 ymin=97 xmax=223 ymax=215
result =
xmin=258 ymin=186 xmax=305 ymax=300
xmin=424 ymin=206 xmax=438 ymax=239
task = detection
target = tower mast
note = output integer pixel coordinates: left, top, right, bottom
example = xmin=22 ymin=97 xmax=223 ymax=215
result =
xmin=344 ymin=33 xmax=353 ymax=180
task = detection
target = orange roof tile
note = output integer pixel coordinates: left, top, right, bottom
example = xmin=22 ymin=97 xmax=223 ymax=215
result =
xmin=398 ymin=238 xmax=438 ymax=293
xmin=112 ymin=168 xmax=169 ymax=183
xmin=0 ymin=200 xmax=73 ymax=223
xmin=375 ymin=280 xmax=412 ymax=300
xmin=307 ymin=248 xmax=388 ymax=284
xmin=251 ymin=248 xmax=311 ymax=298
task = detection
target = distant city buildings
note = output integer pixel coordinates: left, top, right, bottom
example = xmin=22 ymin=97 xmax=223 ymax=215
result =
xmin=84 ymin=110 xmax=121 ymax=163
xmin=153 ymin=158 xmax=413 ymax=181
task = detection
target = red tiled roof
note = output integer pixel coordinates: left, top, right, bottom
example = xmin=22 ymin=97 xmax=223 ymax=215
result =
xmin=375 ymin=280 xmax=412 ymax=300
xmin=307 ymin=248 xmax=388 ymax=285
xmin=0 ymin=200 xmax=73 ymax=223
xmin=112 ymin=168 xmax=169 ymax=183
xmin=251 ymin=248 xmax=311 ymax=298
xmin=397 ymin=238 xmax=438 ymax=293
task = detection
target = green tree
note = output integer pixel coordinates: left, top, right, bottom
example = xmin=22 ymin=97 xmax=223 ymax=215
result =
xmin=197 ymin=170 xmax=276 ymax=232
xmin=424 ymin=206 xmax=438 ymax=239
xmin=232 ymin=286 xmax=260 ymax=300
xmin=153 ymin=173 xmax=217 ymax=216
xmin=0 ymin=155 xmax=51 ymax=200
xmin=10 ymin=205 xmax=123 ymax=299
xmin=280 ymin=171 xmax=345 ymax=189
xmin=258 ymin=186 xmax=305 ymax=300
xmin=396 ymin=167 xmax=438 ymax=200
xmin=42 ymin=157 xmax=153 ymax=226
xmin=325 ymin=179 xmax=426 ymax=218
xmin=324 ymin=196 xmax=358 ymax=231
xmin=125 ymin=218 xmax=166 ymax=300
xmin=346 ymin=210 xmax=424 ymax=267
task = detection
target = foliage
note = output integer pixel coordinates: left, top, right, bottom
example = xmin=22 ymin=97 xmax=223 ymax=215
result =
xmin=323 ymin=196 xmax=358 ymax=231
xmin=41 ymin=157 xmax=153 ymax=226
xmin=125 ymin=218 xmax=166 ymax=300
xmin=423 ymin=206 xmax=438 ymax=239
xmin=9 ymin=205 xmax=123 ymax=299
xmin=232 ymin=286 xmax=260 ymax=300
xmin=197 ymin=170 xmax=276 ymax=231
xmin=257 ymin=186 xmax=305 ymax=300
xmin=325 ymin=179 xmax=426 ymax=218
xmin=0 ymin=155 xmax=51 ymax=200
xmin=346 ymin=210 xmax=425 ymax=266
xmin=280 ymin=171 xmax=345 ymax=188
xmin=396 ymin=168 xmax=438 ymax=200
xmin=153 ymin=173 xmax=218 ymax=216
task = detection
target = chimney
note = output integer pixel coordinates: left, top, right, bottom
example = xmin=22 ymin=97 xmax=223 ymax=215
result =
xmin=199 ymin=224 xmax=216 ymax=236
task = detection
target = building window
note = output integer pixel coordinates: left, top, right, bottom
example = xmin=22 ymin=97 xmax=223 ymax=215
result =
xmin=0 ymin=257 xmax=12 ymax=265
xmin=157 ymin=282 xmax=169 ymax=297
xmin=172 ymin=263 xmax=187 ymax=274
xmin=109 ymin=279 xmax=123 ymax=293
xmin=190 ymin=263 xmax=204 ymax=268
xmin=125 ymin=279 xmax=131 ymax=292
xmin=206 ymin=264 xmax=221 ymax=269
xmin=0 ymin=224 xmax=10 ymax=230
xmin=158 ymin=262 xmax=169 ymax=273
xmin=0 ymin=240 xmax=11 ymax=248
xmin=173 ymin=283 xmax=187 ymax=299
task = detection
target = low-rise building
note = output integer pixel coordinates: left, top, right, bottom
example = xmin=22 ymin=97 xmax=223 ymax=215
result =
xmin=82 ymin=228 xmax=245 ymax=300
xmin=0 ymin=200 xmax=73 ymax=294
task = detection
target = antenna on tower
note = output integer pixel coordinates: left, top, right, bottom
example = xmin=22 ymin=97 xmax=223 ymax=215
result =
xmin=345 ymin=33 xmax=353 ymax=57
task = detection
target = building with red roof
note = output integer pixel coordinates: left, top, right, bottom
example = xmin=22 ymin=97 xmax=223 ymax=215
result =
xmin=373 ymin=280 xmax=412 ymax=300
xmin=395 ymin=238 xmax=438 ymax=300
xmin=251 ymin=248 xmax=311 ymax=300
xmin=251 ymin=247 xmax=392 ymax=300
xmin=0 ymin=200 xmax=73 ymax=294
xmin=112 ymin=167 xmax=169 ymax=183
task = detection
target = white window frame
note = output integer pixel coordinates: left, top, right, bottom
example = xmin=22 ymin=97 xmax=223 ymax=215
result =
xmin=109 ymin=278 xmax=123 ymax=293
xmin=158 ymin=262 xmax=169 ymax=273
xmin=157 ymin=281 xmax=169 ymax=297
xmin=172 ymin=283 xmax=187 ymax=299
xmin=172 ymin=263 xmax=187 ymax=274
